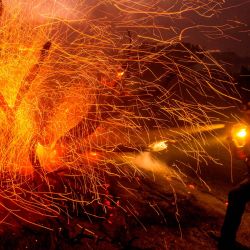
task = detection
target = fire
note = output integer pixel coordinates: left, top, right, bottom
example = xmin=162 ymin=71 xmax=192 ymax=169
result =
xmin=36 ymin=143 xmax=62 ymax=171
xmin=0 ymin=0 xmax=242 ymax=225
xmin=117 ymin=71 xmax=125 ymax=78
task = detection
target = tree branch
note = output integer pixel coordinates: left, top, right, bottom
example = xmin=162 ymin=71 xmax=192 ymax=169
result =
xmin=14 ymin=41 xmax=52 ymax=111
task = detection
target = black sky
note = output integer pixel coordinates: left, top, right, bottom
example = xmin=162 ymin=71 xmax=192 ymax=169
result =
xmin=183 ymin=0 xmax=250 ymax=57
xmin=10 ymin=0 xmax=250 ymax=57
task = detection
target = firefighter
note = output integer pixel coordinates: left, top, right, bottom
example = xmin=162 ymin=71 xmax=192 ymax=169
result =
xmin=218 ymin=169 xmax=250 ymax=249
xmin=218 ymin=122 xmax=250 ymax=250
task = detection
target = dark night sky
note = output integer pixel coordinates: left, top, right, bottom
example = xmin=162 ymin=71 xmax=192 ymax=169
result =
xmin=8 ymin=0 xmax=250 ymax=57
xmin=183 ymin=0 xmax=250 ymax=57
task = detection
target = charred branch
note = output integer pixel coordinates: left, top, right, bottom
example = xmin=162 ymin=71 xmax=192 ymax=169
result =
xmin=14 ymin=41 xmax=52 ymax=111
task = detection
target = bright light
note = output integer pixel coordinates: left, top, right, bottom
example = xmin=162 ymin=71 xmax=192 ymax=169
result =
xmin=117 ymin=71 xmax=124 ymax=78
xmin=232 ymin=124 xmax=248 ymax=148
xmin=149 ymin=140 xmax=168 ymax=152
xmin=236 ymin=128 xmax=247 ymax=138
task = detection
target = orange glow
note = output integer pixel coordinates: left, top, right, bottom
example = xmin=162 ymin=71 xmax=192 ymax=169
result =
xmin=117 ymin=71 xmax=125 ymax=78
xmin=232 ymin=124 xmax=248 ymax=148
xmin=236 ymin=128 xmax=247 ymax=138
xmin=188 ymin=184 xmax=195 ymax=190
xmin=36 ymin=143 xmax=61 ymax=171
xmin=149 ymin=140 xmax=168 ymax=152
xmin=0 ymin=0 xmax=241 ymax=226
xmin=90 ymin=152 xmax=97 ymax=156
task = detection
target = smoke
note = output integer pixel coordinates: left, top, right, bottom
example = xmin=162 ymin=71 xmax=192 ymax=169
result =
xmin=133 ymin=152 xmax=183 ymax=181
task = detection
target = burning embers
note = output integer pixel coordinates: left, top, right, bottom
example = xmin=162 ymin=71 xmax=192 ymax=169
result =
xmin=0 ymin=0 xmax=240 ymax=228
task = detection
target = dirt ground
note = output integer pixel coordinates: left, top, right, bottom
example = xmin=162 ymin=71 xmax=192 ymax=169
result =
xmin=0 ymin=164 xmax=249 ymax=250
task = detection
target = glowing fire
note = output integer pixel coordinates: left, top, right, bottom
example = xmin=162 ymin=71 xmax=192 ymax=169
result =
xmin=0 ymin=0 xmax=241 ymax=226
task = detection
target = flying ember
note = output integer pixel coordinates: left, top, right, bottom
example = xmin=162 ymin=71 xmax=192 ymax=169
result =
xmin=0 ymin=0 xmax=240 ymax=228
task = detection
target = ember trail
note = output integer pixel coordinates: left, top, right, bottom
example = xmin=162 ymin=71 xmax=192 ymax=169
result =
xmin=0 ymin=0 xmax=239 ymax=231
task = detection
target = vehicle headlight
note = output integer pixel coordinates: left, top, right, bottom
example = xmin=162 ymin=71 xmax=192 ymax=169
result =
xmin=148 ymin=140 xmax=168 ymax=152
xmin=231 ymin=123 xmax=248 ymax=148
xmin=236 ymin=128 xmax=247 ymax=138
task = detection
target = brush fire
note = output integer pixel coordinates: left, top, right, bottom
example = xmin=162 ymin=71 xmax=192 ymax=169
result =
xmin=0 ymin=0 xmax=247 ymax=249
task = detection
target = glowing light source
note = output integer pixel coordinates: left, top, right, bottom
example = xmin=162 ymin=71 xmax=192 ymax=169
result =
xmin=149 ymin=140 xmax=168 ymax=152
xmin=232 ymin=124 xmax=248 ymax=148
xmin=117 ymin=71 xmax=124 ymax=78
xmin=236 ymin=128 xmax=247 ymax=139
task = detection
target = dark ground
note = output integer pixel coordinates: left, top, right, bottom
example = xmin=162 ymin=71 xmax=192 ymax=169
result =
xmin=0 ymin=157 xmax=249 ymax=250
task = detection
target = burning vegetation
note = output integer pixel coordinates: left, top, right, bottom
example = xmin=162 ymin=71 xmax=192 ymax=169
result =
xmin=0 ymin=0 xmax=246 ymax=248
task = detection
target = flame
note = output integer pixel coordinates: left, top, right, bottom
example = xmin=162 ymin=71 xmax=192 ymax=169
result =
xmin=36 ymin=143 xmax=61 ymax=171
xmin=0 ymin=0 xmax=242 ymax=224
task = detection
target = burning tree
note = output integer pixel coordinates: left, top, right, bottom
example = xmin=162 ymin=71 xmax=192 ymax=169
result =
xmin=0 ymin=0 xmax=241 ymax=227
